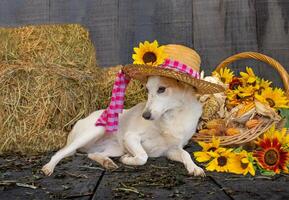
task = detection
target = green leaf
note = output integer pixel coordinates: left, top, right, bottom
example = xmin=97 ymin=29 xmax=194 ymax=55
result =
xmin=248 ymin=154 xmax=255 ymax=163
xmin=255 ymin=163 xmax=276 ymax=176
xmin=279 ymin=108 xmax=289 ymax=128
xmin=260 ymin=170 xmax=276 ymax=176
xmin=233 ymin=147 xmax=243 ymax=153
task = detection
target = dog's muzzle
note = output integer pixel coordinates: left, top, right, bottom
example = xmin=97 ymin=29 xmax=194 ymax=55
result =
xmin=142 ymin=111 xmax=152 ymax=120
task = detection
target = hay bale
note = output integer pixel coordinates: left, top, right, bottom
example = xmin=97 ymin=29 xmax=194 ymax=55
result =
xmin=0 ymin=64 xmax=98 ymax=154
xmin=0 ymin=64 xmax=146 ymax=155
xmin=0 ymin=24 xmax=96 ymax=70
xmin=0 ymin=25 xmax=146 ymax=155
xmin=96 ymin=66 xmax=147 ymax=108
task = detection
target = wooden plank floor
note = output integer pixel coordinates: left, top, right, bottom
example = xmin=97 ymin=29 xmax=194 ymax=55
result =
xmin=1 ymin=143 xmax=289 ymax=200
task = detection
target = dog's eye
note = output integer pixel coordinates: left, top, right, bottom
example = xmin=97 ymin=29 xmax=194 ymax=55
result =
xmin=157 ymin=87 xmax=166 ymax=94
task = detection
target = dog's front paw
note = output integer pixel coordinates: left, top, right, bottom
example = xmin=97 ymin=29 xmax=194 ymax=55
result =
xmin=188 ymin=166 xmax=206 ymax=177
xmin=120 ymin=154 xmax=147 ymax=165
xmin=119 ymin=154 xmax=133 ymax=165
xmin=41 ymin=163 xmax=55 ymax=176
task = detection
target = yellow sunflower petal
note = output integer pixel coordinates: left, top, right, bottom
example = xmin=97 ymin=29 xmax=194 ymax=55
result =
xmin=248 ymin=164 xmax=256 ymax=176
xmin=194 ymin=152 xmax=212 ymax=162
xmin=241 ymin=158 xmax=249 ymax=163
xmin=197 ymin=141 xmax=211 ymax=151
xmin=212 ymin=137 xmax=220 ymax=148
xmin=206 ymin=159 xmax=218 ymax=171
xmin=133 ymin=47 xmax=140 ymax=54
xmin=152 ymin=40 xmax=158 ymax=48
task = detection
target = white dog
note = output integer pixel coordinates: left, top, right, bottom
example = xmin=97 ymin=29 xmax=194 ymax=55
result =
xmin=42 ymin=75 xmax=205 ymax=176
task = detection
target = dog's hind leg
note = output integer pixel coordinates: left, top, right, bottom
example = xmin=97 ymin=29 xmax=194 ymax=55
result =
xmin=166 ymin=148 xmax=205 ymax=177
xmin=88 ymin=153 xmax=118 ymax=170
xmin=88 ymin=139 xmax=124 ymax=170
xmin=42 ymin=126 xmax=105 ymax=176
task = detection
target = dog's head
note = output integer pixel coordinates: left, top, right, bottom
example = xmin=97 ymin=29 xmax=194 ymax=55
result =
xmin=142 ymin=76 xmax=197 ymax=120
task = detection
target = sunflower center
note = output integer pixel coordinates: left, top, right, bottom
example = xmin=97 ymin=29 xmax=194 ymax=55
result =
xmin=208 ymin=147 xmax=217 ymax=152
xmin=248 ymin=81 xmax=256 ymax=86
xmin=241 ymin=162 xmax=249 ymax=169
xmin=229 ymin=81 xmax=242 ymax=90
xmin=217 ymin=156 xmax=227 ymax=166
xmin=220 ymin=77 xmax=226 ymax=83
xmin=258 ymin=87 xmax=265 ymax=95
xmin=265 ymin=98 xmax=275 ymax=107
xmin=143 ymin=52 xmax=157 ymax=64
xmin=264 ymin=149 xmax=279 ymax=166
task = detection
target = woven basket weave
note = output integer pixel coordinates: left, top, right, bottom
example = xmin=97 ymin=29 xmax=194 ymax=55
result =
xmin=193 ymin=52 xmax=289 ymax=146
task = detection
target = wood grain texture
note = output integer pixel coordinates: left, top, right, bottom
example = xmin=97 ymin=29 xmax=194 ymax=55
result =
xmin=193 ymin=0 xmax=259 ymax=74
xmin=0 ymin=0 xmax=49 ymax=26
xmin=83 ymin=0 xmax=119 ymax=66
xmin=118 ymin=0 xmax=192 ymax=65
xmin=255 ymin=0 xmax=289 ymax=87
xmin=0 ymin=0 xmax=288 ymax=87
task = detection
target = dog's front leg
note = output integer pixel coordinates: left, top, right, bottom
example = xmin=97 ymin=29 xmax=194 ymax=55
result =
xmin=166 ymin=148 xmax=205 ymax=177
xmin=120 ymin=133 xmax=148 ymax=166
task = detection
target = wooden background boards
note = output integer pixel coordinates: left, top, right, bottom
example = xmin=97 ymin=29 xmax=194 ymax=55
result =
xmin=0 ymin=0 xmax=288 ymax=87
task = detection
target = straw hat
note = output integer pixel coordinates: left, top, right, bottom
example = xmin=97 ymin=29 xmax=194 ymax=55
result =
xmin=122 ymin=43 xmax=224 ymax=94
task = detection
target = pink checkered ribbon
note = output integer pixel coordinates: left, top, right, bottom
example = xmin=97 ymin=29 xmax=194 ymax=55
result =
xmin=95 ymin=70 xmax=130 ymax=133
xmin=96 ymin=59 xmax=199 ymax=133
xmin=161 ymin=59 xmax=200 ymax=79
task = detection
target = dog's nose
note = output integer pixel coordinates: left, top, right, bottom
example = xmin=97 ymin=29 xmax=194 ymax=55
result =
xmin=142 ymin=111 xmax=151 ymax=120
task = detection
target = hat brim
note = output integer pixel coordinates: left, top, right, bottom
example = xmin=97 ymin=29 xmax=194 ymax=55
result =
xmin=122 ymin=64 xmax=225 ymax=94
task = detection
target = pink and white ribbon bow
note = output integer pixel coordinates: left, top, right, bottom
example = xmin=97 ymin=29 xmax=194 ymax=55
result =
xmin=96 ymin=59 xmax=199 ymax=133
xmin=95 ymin=70 xmax=130 ymax=133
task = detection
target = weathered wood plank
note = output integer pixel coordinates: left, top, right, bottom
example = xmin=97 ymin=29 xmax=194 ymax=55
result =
xmin=118 ymin=0 xmax=192 ymax=65
xmin=83 ymin=0 xmax=119 ymax=67
xmin=0 ymin=153 xmax=103 ymax=199
xmin=211 ymin=173 xmax=289 ymax=200
xmin=192 ymin=0 xmax=259 ymax=75
xmin=94 ymin=157 xmax=230 ymax=199
xmin=0 ymin=0 xmax=288 ymax=73
xmin=0 ymin=0 xmax=49 ymax=27
xmin=49 ymin=0 xmax=87 ymax=24
xmin=255 ymin=0 xmax=289 ymax=88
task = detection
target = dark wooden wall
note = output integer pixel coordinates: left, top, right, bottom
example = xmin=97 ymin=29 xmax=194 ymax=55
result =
xmin=0 ymin=0 xmax=288 ymax=87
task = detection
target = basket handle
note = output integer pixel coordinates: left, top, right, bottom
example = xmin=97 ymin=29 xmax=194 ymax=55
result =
xmin=215 ymin=52 xmax=289 ymax=98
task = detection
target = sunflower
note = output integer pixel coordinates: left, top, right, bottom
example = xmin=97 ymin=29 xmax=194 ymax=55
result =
xmin=212 ymin=67 xmax=234 ymax=84
xmin=206 ymin=148 xmax=235 ymax=172
xmin=240 ymin=67 xmax=258 ymax=85
xmin=194 ymin=137 xmax=220 ymax=162
xmin=256 ymin=78 xmax=272 ymax=94
xmin=229 ymin=77 xmax=243 ymax=90
xmin=255 ymin=87 xmax=289 ymax=109
xmin=262 ymin=125 xmax=289 ymax=148
xmin=226 ymin=89 xmax=242 ymax=107
xmin=226 ymin=85 xmax=255 ymax=106
xmin=236 ymin=85 xmax=256 ymax=99
xmin=229 ymin=150 xmax=255 ymax=176
xmin=254 ymin=135 xmax=289 ymax=174
xmin=132 ymin=40 xmax=167 ymax=66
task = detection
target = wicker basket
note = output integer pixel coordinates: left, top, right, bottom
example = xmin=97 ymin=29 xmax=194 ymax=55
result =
xmin=193 ymin=52 xmax=289 ymax=146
